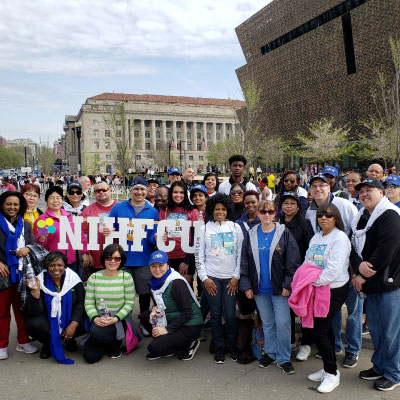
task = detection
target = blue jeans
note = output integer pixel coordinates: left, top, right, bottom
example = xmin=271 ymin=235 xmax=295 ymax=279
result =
xmin=202 ymin=277 xmax=237 ymax=349
xmin=254 ymin=293 xmax=291 ymax=365
xmin=366 ymin=288 xmax=400 ymax=383
xmin=332 ymin=283 xmax=363 ymax=354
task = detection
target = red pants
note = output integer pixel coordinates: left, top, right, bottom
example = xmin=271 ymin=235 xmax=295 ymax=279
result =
xmin=0 ymin=283 xmax=29 ymax=348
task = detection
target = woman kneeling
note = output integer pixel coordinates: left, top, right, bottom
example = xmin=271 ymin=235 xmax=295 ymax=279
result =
xmin=141 ymin=250 xmax=203 ymax=361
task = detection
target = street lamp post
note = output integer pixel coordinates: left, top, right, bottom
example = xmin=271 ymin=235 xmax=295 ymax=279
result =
xmin=76 ymin=121 xmax=82 ymax=177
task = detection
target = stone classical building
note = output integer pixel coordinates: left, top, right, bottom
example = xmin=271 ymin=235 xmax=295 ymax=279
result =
xmin=236 ymin=0 xmax=400 ymax=166
xmin=64 ymin=93 xmax=245 ymax=175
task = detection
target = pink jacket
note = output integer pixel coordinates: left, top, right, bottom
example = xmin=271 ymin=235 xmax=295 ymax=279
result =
xmin=33 ymin=208 xmax=88 ymax=265
xmin=288 ymin=263 xmax=330 ymax=328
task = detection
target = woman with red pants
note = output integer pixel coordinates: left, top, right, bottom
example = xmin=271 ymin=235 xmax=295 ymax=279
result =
xmin=0 ymin=191 xmax=38 ymax=360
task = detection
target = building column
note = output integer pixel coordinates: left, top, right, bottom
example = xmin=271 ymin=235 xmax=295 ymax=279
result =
xmin=140 ymin=120 xmax=145 ymax=150
xmin=222 ymin=123 xmax=227 ymax=141
xmin=183 ymin=122 xmax=187 ymax=150
xmin=161 ymin=120 xmax=167 ymax=145
xmin=202 ymin=122 xmax=207 ymax=149
xmin=172 ymin=120 xmax=177 ymax=142
xmin=151 ymin=120 xmax=156 ymax=150
xmin=192 ymin=121 xmax=197 ymax=151
xmin=212 ymin=122 xmax=217 ymax=144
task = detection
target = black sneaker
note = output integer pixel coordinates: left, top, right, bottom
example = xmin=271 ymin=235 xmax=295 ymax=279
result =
xmin=214 ymin=347 xmax=225 ymax=364
xmin=39 ymin=345 xmax=51 ymax=359
xmin=343 ymin=352 xmax=358 ymax=368
xmin=374 ymin=377 xmax=400 ymax=391
xmin=109 ymin=348 xmax=122 ymax=359
xmin=278 ymin=362 xmax=295 ymax=375
xmin=146 ymin=353 xmax=174 ymax=361
xmin=227 ymin=346 xmax=238 ymax=362
xmin=259 ymin=354 xmax=276 ymax=368
xmin=179 ymin=340 xmax=200 ymax=361
xmin=359 ymin=368 xmax=383 ymax=381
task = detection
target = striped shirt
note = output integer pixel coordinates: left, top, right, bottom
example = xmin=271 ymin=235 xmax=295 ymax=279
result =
xmin=85 ymin=270 xmax=135 ymax=321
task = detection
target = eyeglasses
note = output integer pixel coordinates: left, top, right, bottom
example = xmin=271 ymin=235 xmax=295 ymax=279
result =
xmin=105 ymin=256 xmax=121 ymax=262
xmin=94 ymin=188 xmax=110 ymax=194
xmin=259 ymin=209 xmax=275 ymax=215
xmin=47 ymin=196 xmax=62 ymax=201
xmin=68 ymin=190 xmax=82 ymax=195
xmin=316 ymin=211 xmax=334 ymax=218
xmin=385 ymin=184 xmax=398 ymax=189
xmin=284 ymin=179 xmax=296 ymax=184
xmin=310 ymin=184 xmax=329 ymax=190
xmin=154 ymin=194 xmax=168 ymax=199
xmin=24 ymin=193 xmax=39 ymax=198
xmin=230 ymin=190 xmax=243 ymax=195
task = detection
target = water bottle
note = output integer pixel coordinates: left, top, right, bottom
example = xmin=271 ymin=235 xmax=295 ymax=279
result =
xmin=152 ymin=307 xmax=163 ymax=327
xmin=26 ymin=266 xmax=37 ymax=289
xmin=198 ymin=211 xmax=204 ymax=221
xmin=98 ymin=298 xmax=110 ymax=318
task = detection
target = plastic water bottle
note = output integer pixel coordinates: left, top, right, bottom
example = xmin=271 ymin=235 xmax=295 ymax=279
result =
xmin=26 ymin=266 xmax=37 ymax=289
xmin=198 ymin=211 xmax=204 ymax=221
xmin=152 ymin=307 xmax=164 ymax=327
xmin=98 ymin=298 xmax=110 ymax=318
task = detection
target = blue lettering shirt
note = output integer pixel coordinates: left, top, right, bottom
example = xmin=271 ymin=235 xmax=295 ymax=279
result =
xmin=257 ymin=225 xmax=275 ymax=294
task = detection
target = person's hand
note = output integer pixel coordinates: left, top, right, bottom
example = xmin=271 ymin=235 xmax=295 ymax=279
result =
xmin=227 ymin=278 xmax=239 ymax=295
xmin=103 ymin=227 xmax=114 ymax=236
xmin=26 ymin=275 xmax=40 ymax=289
xmin=15 ymin=247 xmax=30 ymax=257
xmin=245 ymin=289 xmax=254 ymax=299
xmin=82 ymin=253 xmax=93 ymax=268
xmin=0 ymin=262 xmax=9 ymax=278
xmin=281 ymin=288 xmax=291 ymax=297
xmin=359 ymin=261 xmax=376 ymax=278
xmin=179 ymin=262 xmax=189 ymax=275
xmin=93 ymin=316 xmax=116 ymax=327
xmin=203 ymin=278 xmax=218 ymax=296
xmin=352 ymin=275 xmax=366 ymax=292
xmin=152 ymin=326 xmax=168 ymax=337
xmin=162 ymin=232 xmax=168 ymax=242
xmin=62 ymin=322 xmax=78 ymax=343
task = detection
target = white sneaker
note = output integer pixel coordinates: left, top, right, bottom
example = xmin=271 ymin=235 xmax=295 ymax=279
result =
xmin=317 ymin=371 xmax=340 ymax=393
xmin=16 ymin=343 xmax=38 ymax=354
xmin=308 ymin=369 xmax=326 ymax=382
xmin=0 ymin=348 xmax=8 ymax=360
xmin=296 ymin=345 xmax=311 ymax=361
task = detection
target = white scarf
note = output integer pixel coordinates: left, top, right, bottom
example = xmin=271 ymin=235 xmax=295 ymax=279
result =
xmin=6 ymin=218 xmax=25 ymax=271
xmin=351 ymin=196 xmax=400 ymax=258
xmin=152 ymin=269 xmax=200 ymax=327
xmin=38 ymin=268 xmax=82 ymax=333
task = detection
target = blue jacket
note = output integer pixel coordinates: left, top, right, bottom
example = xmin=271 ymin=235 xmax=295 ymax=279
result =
xmin=236 ymin=212 xmax=260 ymax=236
xmin=109 ymin=200 xmax=159 ymax=266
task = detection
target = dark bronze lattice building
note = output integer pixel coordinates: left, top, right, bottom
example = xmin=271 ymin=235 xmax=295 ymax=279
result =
xmin=235 ymin=0 xmax=400 ymax=146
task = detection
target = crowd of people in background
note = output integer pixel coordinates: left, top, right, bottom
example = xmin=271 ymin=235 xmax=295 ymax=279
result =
xmin=0 ymin=156 xmax=400 ymax=393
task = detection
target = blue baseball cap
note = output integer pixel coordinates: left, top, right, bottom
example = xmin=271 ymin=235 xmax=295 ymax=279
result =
xmin=322 ymin=166 xmax=338 ymax=178
xmin=149 ymin=250 xmax=169 ymax=265
xmin=309 ymin=174 xmax=329 ymax=185
xmin=190 ymin=184 xmax=208 ymax=198
xmin=385 ymin=175 xmax=400 ymax=187
xmin=168 ymin=167 xmax=181 ymax=175
xmin=130 ymin=176 xmax=148 ymax=190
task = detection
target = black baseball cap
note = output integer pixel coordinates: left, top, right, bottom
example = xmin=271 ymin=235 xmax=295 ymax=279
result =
xmin=280 ymin=191 xmax=300 ymax=206
xmin=355 ymin=177 xmax=384 ymax=191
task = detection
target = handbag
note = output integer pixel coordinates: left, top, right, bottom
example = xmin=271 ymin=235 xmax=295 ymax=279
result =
xmin=0 ymin=265 xmax=11 ymax=291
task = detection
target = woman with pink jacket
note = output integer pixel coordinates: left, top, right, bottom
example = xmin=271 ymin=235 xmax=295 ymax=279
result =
xmin=33 ymin=186 xmax=90 ymax=272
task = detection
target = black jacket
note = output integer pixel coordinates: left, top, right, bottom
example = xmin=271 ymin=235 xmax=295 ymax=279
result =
xmin=350 ymin=209 xmax=400 ymax=294
xmin=279 ymin=213 xmax=314 ymax=262
xmin=240 ymin=223 xmax=301 ymax=295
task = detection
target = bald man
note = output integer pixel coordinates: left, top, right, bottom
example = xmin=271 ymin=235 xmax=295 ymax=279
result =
xmin=366 ymin=164 xmax=384 ymax=181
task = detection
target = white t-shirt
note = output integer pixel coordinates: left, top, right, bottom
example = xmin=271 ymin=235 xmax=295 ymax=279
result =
xmin=218 ymin=179 xmax=257 ymax=195
xmin=305 ymin=228 xmax=350 ymax=288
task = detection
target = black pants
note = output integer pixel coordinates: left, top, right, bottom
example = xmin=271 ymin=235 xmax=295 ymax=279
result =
xmin=83 ymin=324 xmax=121 ymax=364
xmin=140 ymin=310 xmax=202 ymax=357
xmin=313 ymin=282 xmax=349 ymax=375
xmin=25 ymin=313 xmax=86 ymax=348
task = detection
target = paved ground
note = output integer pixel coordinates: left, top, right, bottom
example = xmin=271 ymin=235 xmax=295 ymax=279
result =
xmin=1 ymin=313 xmax=398 ymax=400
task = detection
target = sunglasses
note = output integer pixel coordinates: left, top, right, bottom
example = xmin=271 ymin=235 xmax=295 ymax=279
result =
xmin=68 ymin=190 xmax=82 ymax=195
xmin=154 ymin=194 xmax=168 ymax=199
xmin=230 ymin=190 xmax=244 ymax=195
xmin=284 ymin=179 xmax=296 ymax=184
xmin=316 ymin=211 xmax=334 ymax=218
xmin=105 ymin=256 xmax=121 ymax=262
xmin=385 ymin=184 xmax=398 ymax=189
xmin=259 ymin=209 xmax=275 ymax=215
xmin=94 ymin=188 xmax=110 ymax=194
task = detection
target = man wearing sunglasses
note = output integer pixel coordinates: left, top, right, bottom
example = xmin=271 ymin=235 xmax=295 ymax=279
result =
xmin=80 ymin=181 xmax=118 ymax=273
xmin=218 ymin=155 xmax=257 ymax=195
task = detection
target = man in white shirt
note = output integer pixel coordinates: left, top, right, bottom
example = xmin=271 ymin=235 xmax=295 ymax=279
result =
xmin=218 ymin=155 xmax=257 ymax=195
xmin=79 ymin=175 xmax=91 ymax=206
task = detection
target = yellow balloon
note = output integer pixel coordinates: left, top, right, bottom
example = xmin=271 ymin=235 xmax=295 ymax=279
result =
xmin=45 ymin=218 xmax=54 ymax=226
xmin=37 ymin=220 xmax=45 ymax=228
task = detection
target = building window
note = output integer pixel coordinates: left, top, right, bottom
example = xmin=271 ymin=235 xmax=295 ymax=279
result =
xmin=196 ymin=122 xmax=202 ymax=130
xmin=199 ymin=156 xmax=204 ymax=161
xmin=136 ymin=155 xmax=141 ymax=160
xmin=156 ymin=142 xmax=162 ymax=150
xmin=116 ymin=130 xmax=122 ymax=137
xmin=94 ymin=141 xmax=99 ymax=149
xmin=216 ymin=133 xmax=221 ymax=141
xmin=155 ymin=121 xmax=161 ymax=128
xmin=187 ymin=142 xmax=192 ymax=150
xmin=216 ymin=123 xmax=222 ymax=130
xmin=226 ymin=134 xmax=230 ymax=140
xmin=93 ymin=119 xmax=98 ymax=125
xmin=206 ymin=123 xmax=212 ymax=130
xmin=156 ymin=131 xmax=161 ymax=139
xmin=105 ymin=142 xmax=111 ymax=149
xmin=106 ymin=154 xmax=111 ymax=161
xmin=197 ymin=143 xmax=202 ymax=151
xmin=167 ymin=132 xmax=172 ymax=139
xmin=93 ymin=130 xmax=99 ymax=137
xmin=105 ymin=130 xmax=110 ymax=137
xmin=187 ymin=132 xmax=191 ymax=139
xmin=177 ymin=132 xmax=181 ymax=139
xmin=145 ymin=120 xmax=151 ymax=128
xmin=166 ymin=121 xmax=172 ymax=129
xmin=226 ymin=124 xmax=231 ymax=131
xmin=176 ymin=122 xmax=182 ymax=128
xmin=104 ymin=119 xmax=111 ymax=127
xmin=207 ymin=133 xmax=211 ymax=140
xmin=134 ymin=131 xmax=139 ymax=138
xmin=145 ymin=131 xmax=150 ymax=139
xmin=189 ymin=155 xmax=193 ymax=161
xmin=197 ymin=132 xmax=201 ymax=140
xmin=145 ymin=142 xmax=151 ymax=150
xmin=187 ymin=122 xmax=192 ymax=129
xmin=103 ymin=102 xmax=109 ymax=106
xmin=116 ymin=120 xmax=122 ymax=126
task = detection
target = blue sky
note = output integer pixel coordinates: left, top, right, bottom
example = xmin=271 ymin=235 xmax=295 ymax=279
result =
xmin=0 ymin=0 xmax=271 ymax=144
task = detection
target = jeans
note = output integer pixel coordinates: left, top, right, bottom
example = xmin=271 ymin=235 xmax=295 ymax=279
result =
xmin=366 ymin=288 xmax=400 ymax=383
xmin=332 ymin=283 xmax=363 ymax=355
xmin=202 ymin=277 xmax=237 ymax=349
xmin=254 ymin=293 xmax=291 ymax=365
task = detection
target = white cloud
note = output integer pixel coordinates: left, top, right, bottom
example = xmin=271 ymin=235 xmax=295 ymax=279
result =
xmin=0 ymin=0 xmax=270 ymax=75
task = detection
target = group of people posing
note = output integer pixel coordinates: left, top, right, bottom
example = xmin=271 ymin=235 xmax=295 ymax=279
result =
xmin=0 ymin=156 xmax=399 ymax=394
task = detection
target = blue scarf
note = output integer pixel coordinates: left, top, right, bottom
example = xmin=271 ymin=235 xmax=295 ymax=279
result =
xmin=0 ymin=213 xmax=23 ymax=283
xmin=150 ymin=267 xmax=172 ymax=291
xmin=44 ymin=273 xmax=74 ymax=364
